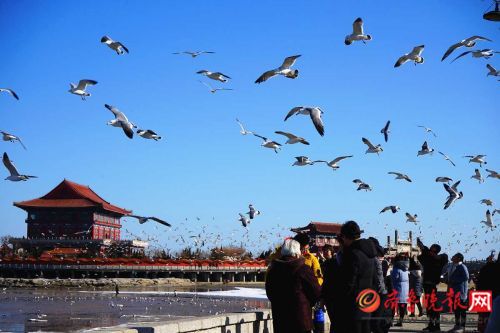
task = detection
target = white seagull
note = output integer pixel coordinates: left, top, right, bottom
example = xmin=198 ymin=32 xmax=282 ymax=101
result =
xmin=353 ymin=179 xmax=372 ymax=191
xmin=104 ymin=104 xmax=136 ymax=139
xmin=486 ymin=64 xmax=500 ymax=77
xmin=380 ymin=120 xmax=390 ymax=142
xmin=173 ymin=51 xmax=215 ymax=58
xmin=435 ymin=176 xmax=453 ymax=184
xmin=345 ymin=18 xmax=372 ymax=45
xmin=464 ymin=155 xmax=487 ymax=167
xmin=255 ymin=55 xmax=301 ymax=83
xmin=199 ymin=81 xmax=233 ymax=93
xmin=380 ymin=205 xmax=400 ymax=214
xmin=471 ymin=168 xmax=485 ymax=183
xmin=0 ymin=88 xmax=19 ymax=100
xmin=417 ymin=141 xmax=434 ymax=156
xmin=486 ymin=169 xmax=500 ymax=179
xmin=292 ymin=156 xmax=313 ymax=166
xmin=3 ymin=152 xmax=37 ymax=181
xmin=313 ymin=155 xmax=353 ymax=171
xmin=481 ymin=210 xmax=496 ymax=230
xmin=394 ymin=45 xmax=425 ymax=67
xmin=137 ymin=129 xmax=161 ymax=141
xmin=441 ymin=36 xmax=492 ymax=61
xmin=253 ymin=133 xmax=281 ymax=153
xmin=238 ymin=213 xmax=250 ymax=227
xmin=452 ymin=49 xmax=499 ymax=63
xmin=68 ymin=79 xmax=98 ymax=100
xmin=127 ymin=215 xmax=171 ymax=227
xmin=480 ymin=199 xmax=494 ymax=206
xmin=101 ymin=36 xmax=129 ymax=55
xmin=236 ymin=119 xmax=253 ymax=135
xmin=284 ymin=106 xmax=324 ymax=136
xmin=438 ymin=151 xmax=456 ymax=167
xmin=196 ymin=70 xmax=231 ymax=83
xmin=247 ymin=204 xmax=261 ymax=219
xmin=1 ymin=131 xmax=26 ymax=150
xmin=274 ymin=131 xmax=309 ymax=145
xmin=362 ymin=137 xmax=383 ymax=155
xmin=388 ymin=172 xmax=412 ymax=182
xmin=418 ymin=125 xmax=437 ymax=137
xmin=405 ymin=213 xmax=419 ymax=224
xmin=443 ymin=180 xmax=463 ymax=209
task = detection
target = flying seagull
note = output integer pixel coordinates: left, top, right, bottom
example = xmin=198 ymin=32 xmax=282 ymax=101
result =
xmin=255 ymin=55 xmax=301 ymax=83
xmin=485 ymin=169 xmax=500 ymax=179
xmin=380 ymin=205 xmax=400 ymax=214
xmin=443 ymin=180 xmax=463 ymax=209
xmin=1 ymin=131 xmax=26 ymax=150
xmin=493 ymin=209 xmax=500 ymax=216
xmin=362 ymin=137 xmax=383 ymax=155
xmin=199 ymin=81 xmax=233 ymax=93
xmin=238 ymin=213 xmax=250 ymax=227
xmin=388 ymin=172 xmax=412 ymax=182
xmin=196 ymin=70 xmax=231 ymax=83
xmin=394 ymin=45 xmax=425 ymax=67
xmin=0 ymin=88 xmax=19 ymax=100
xmin=451 ymin=49 xmax=499 ymax=63
xmin=345 ymin=18 xmax=372 ymax=45
xmin=418 ymin=125 xmax=437 ymax=137
xmin=471 ymin=168 xmax=485 ymax=183
xmin=481 ymin=210 xmax=496 ymax=230
xmin=417 ymin=141 xmax=434 ymax=156
xmin=464 ymin=155 xmax=487 ymax=167
xmin=313 ymin=155 xmax=353 ymax=171
xmin=284 ymin=106 xmax=325 ymax=136
xmin=104 ymin=104 xmax=136 ymax=139
xmin=438 ymin=151 xmax=456 ymax=167
xmin=353 ymin=179 xmax=372 ymax=191
xmin=247 ymin=204 xmax=261 ymax=219
xmin=100 ymin=36 xmax=129 ymax=55
xmin=2 ymin=152 xmax=36 ymax=181
xmin=405 ymin=213 xmax=419 ymax=224
xmin=292 ymin=156 xmax=313 ymax=166
xmin=441 ymin=36 xmax=492 ymax=61
xmin=435 ymin=176 xmax=453 ymax=184
xmin=486 ymin=64 xmax=500 ymax=77
xmin=380 ymin=120 xmax=390 ymax=142
xmin=480 ymin=199 xmax=494 ymax=206
xmin=137 ymin=129 xmax=161 ymax=141
xmin=253 ymin=133 xmax=281 ymax=153
xmin=68 ymin=79 xmax=98 ymax=100
xmin=173 ymin=51 xmax=215 ymax=58
xmin=236 ymin=119 xmax=253 ymax=135
xmin=127 ymin=215 xmax=171 ymax=227
xmin=274 ymin=131 xmax=309 ymax=145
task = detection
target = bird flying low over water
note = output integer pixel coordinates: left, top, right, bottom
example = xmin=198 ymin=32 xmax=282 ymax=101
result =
xmin=313 ymin=155 xmax=353 ymax=171
xmin=104 ymin=104 xmax=136 ymax=139
xmin=380 ymin=120 xmax=390 ymax=142
xmin=274 ymin=131 xmax=309 ymax=145
xmin=236 ymin=119 xmax=253 ymax=135
xmin=196 ymin=70 xmax=231 ymax=82
xmin=173 ymin=51 xmax=215 ymax=58
xmin=441 ymin=36 xmax=492 ymax=61
xmin=353 ymin=179 xmax=372 ymax=191
xmin=68 ymin=80 xmax=97 ymax=100
xmin=199 ymin=81 xmax=233 ymax=93
xmin=247 ymin=204 xmax=261 ymax=219
xmin=345 ymin=18 xmax=372 ymax=45
xmin=362 ymin=137 xmax=383 ymax=155
xmin=2 ymin=152 xmax=37 ymax=181
xmin=380 ymin=205 xmax=400 ymax=214
xmin=443 ymin=180 xmax=463 ymax=209
xmin=127 ymin=215 xmax=171 ymax=227
xmin=485 ymin=169 xmax=500 ymax=179
xmin=253 ymin=133 xmax=281 ymax=153
xmin=438 ymin=151 xmax=455 ymax=167
xmin=451 ymin=49 xmax=499 ymax=63
xmin=137 ymin=129 xmax=161 ymax=141
xmin=417 ymin=141 xmax=434 ymax=156
xmin=292 ymin=156 xmax=313 ymax=166
xmin=480 ymin=199 xmax=494 ymax=206
xmin=284 ymin=106 xmax=325 ymax=136
xmin=255 ymin=55 xmax=301 ymax=83
xmin=486 ymin=64 xmax=500 ymax=77
xmin=0 ymin=88 xmax=19 ymax=100
xmin=464 ymin=155 xmax=487 ymax=167
xmin=436 ymin=176 xmax=453 ymax=183
xmin=471 ymin=169 xmax=485 ymax=183
xmin=481 ymin=210 xmax=496 ymax=230
xmin=238 ymin=213 xmax=250 ymax=227
xmin=1 ymin=131 xmax=26 ymax=150
xmin=101 ymin=36 xmax=129 ymax=55
xmin=394 ymin=45 xmax=425 ymax=67
xmin=405 ymin=213 xmax=419 ymax=224
xmin=388 ymin=172 xmax=412 ymax=182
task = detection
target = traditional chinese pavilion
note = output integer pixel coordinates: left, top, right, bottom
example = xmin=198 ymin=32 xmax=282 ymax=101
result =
xmin=291 ymin=221 xmax=342 ymax=251
xmin=13 ymin=179 xmax=131 ymax=240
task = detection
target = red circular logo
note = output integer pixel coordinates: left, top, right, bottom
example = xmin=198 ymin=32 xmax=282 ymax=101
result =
xmin=356 ymin=288 xmax=380 ymax=313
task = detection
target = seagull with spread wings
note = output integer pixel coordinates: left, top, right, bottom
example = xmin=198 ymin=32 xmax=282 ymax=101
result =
xmin=464 ymin=155 xmax=487 ymax=167
xmin=313 ymin=155 xmax=353 ymax=171
xmin=471 ymin=169 xmax=485 ymax=183
xmin=137 ymin=129 xmax=161 ymax=141
xmin=196 ymin=70 xmax=231 ymax=83
xmin=247 ymin=204 xmax=261 ymax=219
xmin=480 ymin=199 xmax=494 ymax=206
xmin=253 ymin=133 xmax=281 ymax=153
xmin=0 ymin=88 xmax=19 ymax=100
xmin=2 ymin=152 xmax=37 ymax=181
xmin=353 ymin=179 xmax=372 ymax=191
xmin=441 ymin=36 xmax=492 ymax=61
xmin=362 ymin=137 xmax=383 ymax=155
xmin=127 ymin=215 xmax=171 ymax=227
xmin=485 ymin=169 xmax=500 ymax=179
xmin=405 ymin=213 xmax=419 ymax=224
xmin=418 ymin=125 xmax=437 ymax=137
xmin=236 ymin=119 xmax=253 ymax=135
xmin=394 ymin=45 xmax=425 ymax=67
xmin=486 ymin=64 xmax=500 ymax=77
xmin=481 ymin=210 xmax=496 ymax=230
xmin=417 ymin=141 xmax=434 ymax=156
xmin=68 ymin=79 xmax=98 ymax=100
xmin=436 ymin=176 xmax=453 ymax=184
xmin=284 ymin=106 xmax=324 ymax=136
xmin=173 ymin=51 xmax=215 ymax=58
xmin=443 ymin=180 xmax=463 ymax=209
xmin=199 ymin=81 xmax=233 ymax=93
xmin=292 ymin=156 xmax=313 ymax=166
xmin=345 ymin=18 xmax=372 ymax=45
xmin=380 ymin=205 xmax=400 ymax=214
xmin=1 ymin=131 xmax=26 ymax=150
xmin=438 ymin=151 xmax=456 ymax=167
xmin=255 ymin=55 xmax=301 ymax=83
xmin=451 ymin=49 xmax=499 ymax=63
xmin=380 ymin=120 xmax=390 ymax=142
xmin=238 ymin=213 xmax=250 ymax=227
xmin=274 ymin=131 xmax=309 ymax=145
xmin=101 ymin=36 xmax=129 ymax=55
xmin=104 ymin=104 xmax=136 ymax=139
xmin=388 ymin=172 xmax=412 ymax=182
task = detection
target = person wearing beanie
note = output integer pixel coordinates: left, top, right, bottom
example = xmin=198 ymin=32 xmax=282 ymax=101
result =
xmin=293 ymin=233 xmax=323 ymax=285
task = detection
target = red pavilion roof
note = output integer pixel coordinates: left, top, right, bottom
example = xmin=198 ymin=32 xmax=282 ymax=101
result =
xmin=291 ymin=221 xmax=342 ymax=235
xmin=13 ymin=179 xmax=131 ymax=215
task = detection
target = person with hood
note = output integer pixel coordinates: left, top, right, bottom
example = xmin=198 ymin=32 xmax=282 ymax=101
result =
xmin=446 ymin=252 xmax=469 ymax=333
xmin=294 ymin=232 xmax=323 ymax=285
xmin=391 ymin=254 xmax=410 ymax=327
xmin=266 ymin=238 xmax=321 ymax=333
xmin=417 ymin=238 xmax=448 ymax=332
xmin=409 ymin=256 xmax=424 ymax=317
xmin=323 ymin=220 xmax=377 ymax=333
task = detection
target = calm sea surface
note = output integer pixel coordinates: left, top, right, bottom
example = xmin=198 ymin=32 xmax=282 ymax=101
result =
xmin=0 ymin=286 xmax=269 ymax=332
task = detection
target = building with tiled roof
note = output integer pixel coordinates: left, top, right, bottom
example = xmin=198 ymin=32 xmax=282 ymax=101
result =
xmin=291 ymin=221 xmax=342 ymax=250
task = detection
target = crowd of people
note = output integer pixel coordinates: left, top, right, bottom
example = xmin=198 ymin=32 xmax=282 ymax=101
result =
xmin=265 ymin=221 xmax=500 ymax=333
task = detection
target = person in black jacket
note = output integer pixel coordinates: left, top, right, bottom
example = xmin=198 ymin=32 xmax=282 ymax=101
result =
xmin=476 ymin=251 xmax=500 ymax=333
xmin=417 ymin=238 xmax=448 ymax=332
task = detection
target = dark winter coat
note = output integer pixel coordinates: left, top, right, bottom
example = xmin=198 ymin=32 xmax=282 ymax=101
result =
xmin=266 ymin=256 xmax=321 ymax=333
xmin=477 ymin=261 xmax=500 ymax=299
xmin=418 ymin=245 xmax=448 ymax=286
xmin=409 ymin=270 xmax=423 ymax=297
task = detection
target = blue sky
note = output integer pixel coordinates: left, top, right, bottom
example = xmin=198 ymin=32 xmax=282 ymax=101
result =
xmin=1 ymin=0 xmax=499 ymax=259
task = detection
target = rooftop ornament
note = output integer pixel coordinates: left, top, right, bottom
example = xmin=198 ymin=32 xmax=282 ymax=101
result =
xmin=484 ymin=0 xmax=500 ymax=21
